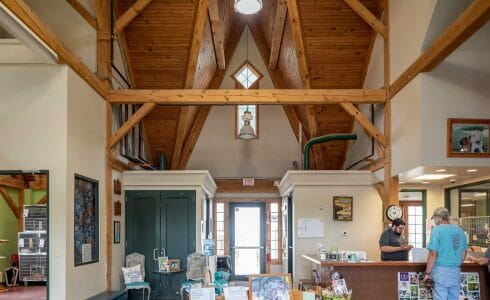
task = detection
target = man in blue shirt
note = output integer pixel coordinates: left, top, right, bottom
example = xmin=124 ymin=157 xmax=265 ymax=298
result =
xmin=424 ymin=207 xmax=468 ymax=300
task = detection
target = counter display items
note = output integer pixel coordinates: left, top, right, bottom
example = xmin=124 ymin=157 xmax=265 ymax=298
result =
xmin=397 ymin=272 xmax=480 ymax=300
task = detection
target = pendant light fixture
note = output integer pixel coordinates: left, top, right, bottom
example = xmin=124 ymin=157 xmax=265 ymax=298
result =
xmin=234 ymin=0 xmax=262 ymax=15
xmin=239 ymin=105 xmax=255 ymax=139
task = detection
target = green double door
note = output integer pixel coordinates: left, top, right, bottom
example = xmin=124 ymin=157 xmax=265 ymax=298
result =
xmin=126 ymin=190 xmax=196 ymax=299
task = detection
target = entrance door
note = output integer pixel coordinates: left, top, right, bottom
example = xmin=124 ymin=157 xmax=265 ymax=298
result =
xmin=229 ymin=202 xmax=265 ymax=280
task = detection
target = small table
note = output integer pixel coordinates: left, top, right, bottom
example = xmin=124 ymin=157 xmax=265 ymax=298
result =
xmin=153 ymin=269 xmax=186 ymax=299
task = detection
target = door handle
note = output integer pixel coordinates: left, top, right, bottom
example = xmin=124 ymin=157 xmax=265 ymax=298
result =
xmin=153 ymin=248 xmax=158 ymax=261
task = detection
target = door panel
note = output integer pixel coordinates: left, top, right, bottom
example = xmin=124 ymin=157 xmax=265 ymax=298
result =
xmin=229 ymin=202 xmax=265 ymax=280
xmin=163 ymin=191 xmax=196 ymax=294
xmin=125 ymin=191 xmax=161 ymax=288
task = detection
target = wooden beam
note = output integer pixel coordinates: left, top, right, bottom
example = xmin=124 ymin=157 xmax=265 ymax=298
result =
xmin=184 ymin=0 xmax=210 ymax=88
xmin=389 ymin=0 xmax=490 ymax=98
xmin=0 ymin=187 xmax=19 ymax=219
xmin=340 ymin=102 xmax=387 ymax=147
xmin=113 ymin=0 xmax=152 ymax=35
xmin=359 ymin=156 xmax=386 ymax=171
xmin=171 ymin=107 xmax=189 ymax=170
xmin=108 ymin=103 xmax=156 ymax=149
xmin=178 ymin=107 xmax=210 ymax=170
xmin=93 ymin=0 xmax=111 ymax=90
xmin=343 ymin=0 xmax=387 ymax=39
xmin=172 ymin=0 xmax=209 ymax=170
xmin=108 ymin=155 xmax=133 ymax=172
xmin=208 ymin=0 xmax=225 ymax=70
xmin=177 ymin=18 xmax=246 ymax=170
xmin=285 ymin=0 xmax=323 ymax=168
xmin=37 ymin=194 xmax=47 ymax=205
xmin=373 ymin=182 xmax=384 ymax=201
xmin=66 ymin=0 xmax=97 ymax=29
xmin=109 ymin=89 xmax=387 ymax=104
xmin=269 ymin=0 xmax=288 ymax=69
xmin=208 ymin=18 xmax=246 ymax=89
xmin=104 ymin=99 xmax=113 ymax=290
xmin=18 ymin=188 xmax=24 ymax=231
xmin=1 ymin=0 xmax=107 ymax=98
xmin=286 ymin=0 xmax=310 ymax=88
xmin=0 ymin=177 xmax=24 ymax=189
xmin=388 ymin=175 xmax=399 ymax=206
xmin=215 ymin=179 xmax=278 ymax=193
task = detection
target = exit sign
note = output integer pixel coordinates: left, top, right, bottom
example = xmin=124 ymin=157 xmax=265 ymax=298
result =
xmin=243 ymin=178 xmax=255 ymax=186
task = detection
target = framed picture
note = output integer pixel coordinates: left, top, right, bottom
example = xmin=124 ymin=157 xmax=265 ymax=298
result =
xmin=249 ymin=274 xmax=291 ymax=300
xmin=113 ymin=221 xmax=121 ymax=244
xmin=333 ymin=196 xmax=353 ymax=221
xmin=74 ymin=174 xmax=99 ymax=266
xmin=447 ymin=118 xmax=490 ymax=157
xmin=158 ymin=256 xmax=169 ymax=272
xmin=168 ymin=259 xmax=181 ymax=271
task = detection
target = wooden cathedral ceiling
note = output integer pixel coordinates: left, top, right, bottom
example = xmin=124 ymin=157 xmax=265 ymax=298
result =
xmin=116 ymin=0 xmax=381 ymax=170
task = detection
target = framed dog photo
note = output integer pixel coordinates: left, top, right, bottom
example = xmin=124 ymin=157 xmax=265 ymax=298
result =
xmin=168 ymin=259 xmax=180 ymax=271
xmin=447 ymin=118 xmax=490 ymax=157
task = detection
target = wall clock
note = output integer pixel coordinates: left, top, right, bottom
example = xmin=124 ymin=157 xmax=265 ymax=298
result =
xmin=386 ymin=205 xmax=403 ymax=221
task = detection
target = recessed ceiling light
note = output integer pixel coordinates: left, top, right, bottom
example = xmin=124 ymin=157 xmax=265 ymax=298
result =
xmin=421 ymin=181 xmax=430 ymax=184
xmin=461 ymin=204 xmax=475 ymax=207
xmin=413 ymin=174 xmax=456 ymax=180
xmin=466 ymin=169 xmax=478 ymax=173
xmin=399 ymin=181 xmax=406 ymax=184
xmin=436 ymin=169 xmax=446 ymax=172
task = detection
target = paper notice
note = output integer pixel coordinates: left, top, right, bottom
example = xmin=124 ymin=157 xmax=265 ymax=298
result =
xmin=18 ymin=239 xmax=24 ymax=247
xmin=39 ymin=239 xmax=45 ymax=248
xmin=190 ymin=288 xmax=215 ymax=300
xmin=82 ymin=244 xmax=92 ymax=263
xmin=223 ymin=286 xmax=247 ymax=300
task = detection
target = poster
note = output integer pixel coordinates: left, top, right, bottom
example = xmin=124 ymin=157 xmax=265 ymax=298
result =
xmin=398 ymin=272 xmax=480 ymax=300
xmin=74 ymin=174 xmax=99 ymax=266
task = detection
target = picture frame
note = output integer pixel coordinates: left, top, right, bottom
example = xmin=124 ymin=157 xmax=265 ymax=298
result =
xmin=168 ymin=258 xmax=181 ymax=271
xmin=249 ymin=273 xmax=291 ymax=300
xmin=447 ymin=118 xmax=490 ymax=157
xmin=333 ymin=196 xmax=353 ymax=221
xmin=74 ymin=174 xmax=99 ymax=266
xmin=158 ymin=256 xmax=169 ymax=272
xmin=113 ymin=221 xmax=120 ymax=244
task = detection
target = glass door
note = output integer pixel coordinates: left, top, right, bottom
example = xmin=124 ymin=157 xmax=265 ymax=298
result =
xmin=229 ymin=202 xmax=265 ymax=280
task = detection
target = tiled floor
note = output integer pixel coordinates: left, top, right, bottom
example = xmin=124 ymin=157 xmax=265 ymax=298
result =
xmin=0 ymin=285 xmax=47 ymax=299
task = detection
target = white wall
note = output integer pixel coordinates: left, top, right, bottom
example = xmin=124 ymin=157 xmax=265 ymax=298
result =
xmin=279 ymin=171 xmax=383 ymax=286
xmin=187 ymin=27 xmax=299 ymax=178
xmin=26 ymin=0 xmax=97 ymax=72
xmin=66 ymin=69 xmax=106 ymax=298
xmin=420 ymin=59 xmax=490 ymax=167
xmin=0 ymin=64 xmax=69 ymax=299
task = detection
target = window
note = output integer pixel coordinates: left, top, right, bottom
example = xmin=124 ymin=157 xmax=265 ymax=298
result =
xmin=232 ymin=62 xmax=261 ymax=89
xmin=235 ymin=105 xmax=259 ymax=138
xmin=407 ymin=206 xmax=424 ymax=248
xmin=270 ymin=203 xmax=279 ymax=261
xmin=215 ymin=203 xmax=225 ymax=255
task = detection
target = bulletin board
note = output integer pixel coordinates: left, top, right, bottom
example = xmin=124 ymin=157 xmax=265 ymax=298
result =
xmin=297 ymin=218 xmax=324 ymax=238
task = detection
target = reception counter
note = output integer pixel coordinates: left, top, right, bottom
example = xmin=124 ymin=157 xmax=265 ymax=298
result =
xmin=302 ymin=254 xmax=489 ymax=299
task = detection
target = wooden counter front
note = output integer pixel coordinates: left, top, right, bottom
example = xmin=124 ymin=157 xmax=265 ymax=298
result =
xmin=302 ymin=254 xmax=489 ymax=299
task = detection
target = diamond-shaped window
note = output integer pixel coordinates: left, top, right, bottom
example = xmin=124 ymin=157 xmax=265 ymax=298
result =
xmin=233 ymin=62 xmax=260 ymax=89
